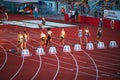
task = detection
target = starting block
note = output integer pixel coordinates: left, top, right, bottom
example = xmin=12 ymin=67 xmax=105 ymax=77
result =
xmin=74 ymin=44 xmax=82 ymax=51
xmin=109 ymin=41 xmax=118 ymax=48
xmin=86 ymin=42 xmax=94 ymax=50
xmin=48 ymin=46 xmax=57 ymax=54
xmin=36 ymin=48 xmax=45 ymax=55
xmin=21 ymin=49 xmax=30 ymax=56
xmin=97 ymin=42 xmax=106 ymax=49
xmin=63 ymin=45 xmax=71 ymax=52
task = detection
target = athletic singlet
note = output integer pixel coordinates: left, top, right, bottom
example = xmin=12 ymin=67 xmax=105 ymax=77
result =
xmin=40 ymin=33 xmax=46 ymax=41
xmin=61 ymin=31 xmax=65 ymax=38
xmin=40 ymin=33 xmax=46 ymax=38
xmin=42 ymin=20 xmax=46 ymax=25
xmin=97 ymin=29 xmax=102 ymax=37
xmin=85 ymin=29 xmax=89 ymax=38
xmin=23 ymin=33 xmax=28 ymax=42
xmin=47 ymin=31 xmax=52 ymax=40
xmin=99 ymin=29 xmax=102 ymax=33
xmin=48 ymin=31 xmax=52 ymax=35
xmin=78 ymin=29 xmax=82 ymax=37
xmin=18 ymin=34 xmax=23 ymax=43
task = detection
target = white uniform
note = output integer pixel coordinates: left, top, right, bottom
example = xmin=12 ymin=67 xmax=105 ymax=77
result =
xmin=78 ymin=29 xmax=82 ymax=38
xmin=85 ymin=29 xmax=89 ymax=38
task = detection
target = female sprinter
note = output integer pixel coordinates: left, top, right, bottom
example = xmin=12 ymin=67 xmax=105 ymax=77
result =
xmin=78 ymin=27 xmax=83 ymax=45
xmin=84 ymin=26 xmax=90 ymax=44
xmin=23 ymin=31 xmax=29 ymax=49
xmin=40 ymin=31 xmax=47 ymax=48
xmin=17 ymin=32 xmax=24 ymax=53
xmin=60 ymin=28 xmax=65 ymax=45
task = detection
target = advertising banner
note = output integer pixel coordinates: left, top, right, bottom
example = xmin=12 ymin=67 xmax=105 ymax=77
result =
xmin=104 ymin=10 xmax=120 ymax=20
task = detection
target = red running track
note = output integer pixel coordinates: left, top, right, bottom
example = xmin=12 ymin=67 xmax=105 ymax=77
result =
xmin=0 ymin=14 xmax=120 ymax=80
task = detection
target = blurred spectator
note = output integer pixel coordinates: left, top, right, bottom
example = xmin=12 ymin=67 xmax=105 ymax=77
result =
xmin=61 ymin=7 xmax=65 ymax=15
xmin=84 ymin=3 xmax=90 ymax=16
xmin=99 ymin=18 xmax=103 ymax=28
xmin=71 ymin=9 xmax=75 ymax=19
xmin=33 ymin=6 xmax=38 ymax=19
xmin=68 ymin=10 xmax=72 ymax=22
xmin=75 ymin=9 xmax=79 ymax=21
xmin=73 ymin=0 xmax=119 ymax=18
xmin=110 ymin=20 xmax=115 ymax=29
xmin=94 ymin=3 xmax=100 ymax=17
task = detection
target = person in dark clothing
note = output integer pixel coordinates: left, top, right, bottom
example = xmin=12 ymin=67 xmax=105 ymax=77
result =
xmin=97 ymin=27 xmax=103 ymax=42
xmin=39 ymin=17 xmax=46 ymax=29
xmin=75 ymin=9 xmax=79 ymax=22
xmin=99 ymin=18 xmax=103 ymax=28
xmin=41 ymin=17 xmax=46 ymax=25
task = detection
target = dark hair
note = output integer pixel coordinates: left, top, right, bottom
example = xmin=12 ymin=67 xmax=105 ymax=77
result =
xmin=47 ymin=28 xmax=51 ymax=30
xmin=79 ymin=27 xmax=81 ymax=29
xmin=24 ymin=31 xmax=26 ymax=33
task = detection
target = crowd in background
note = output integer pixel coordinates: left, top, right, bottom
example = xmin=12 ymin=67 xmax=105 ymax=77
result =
xmin=66 ymin=0 xmax=120 ymax=18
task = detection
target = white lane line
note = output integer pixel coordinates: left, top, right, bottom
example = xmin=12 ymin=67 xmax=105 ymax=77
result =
xmin=52 ymin=35 xmax=119 ymax=79
xmin=30 ymin=31 xmax=98 ymax=79
xmin=31 ymin=55 xmax=42 ymax=80
xmin=9 ymin=52 xmax=100 ymax=77
xmin=1 ymin=39 xmax=24 ymax=80
xmin=73 ymin=52 xmax=120 ymax=73
xmin=0 ymin=45 xmax=8 ymax=70
xmin=4 ymin=29 xmax=58 ymax=80
xmin=30 ymin=32 xmax=85 ymax=78
xmin=89 ymin=53 xmax=120 ymax=62
xmin=96 ymin=64 xmax=120 ymax=70
xmin=9 ymin=34 xmax=43 ymax=80
xmin=78 ymin=70 xmax=97 ymax=77
xmin=52 ymin=36 xmax=98 ymax=80
xmin=28 ymin=58 xmax=73 ymax=71
xmin=0 ymin=39 xmax=24 ymax=80
xmin=73 ymin=52 xmax=120 ymax=68
xmin=4 ymin=28 xmax=115 ymax=79
xmin=6 ymin=53 xmax=73 ymax=72
xmin=9 ymin=35 xmax=43 ymax=80
xmin=71 ymin=63 xmax=118 ymax=77
xmin=8 ymin=42 xmax=100 ymax=79
xmin=3 ymin=20 xmax=76 ymax=29
xmin=22 ymin=20 xmax=76 ymax=27
xmin=0 ymin=39 xmax=17 ymax=47
xmin=82 ymin=50 xmax=99 ymax=80
xmin=54 ymin=37 xmax=120 ymax=61
xmin=53 ymin=54 xmax=60 ymax=80
xmin=54 ymin=34 xmax=120 ymax=61
xmin=51 ymin=40 xmax=79 ymax=80
xmin=28 ymin=57 xmax=99 ymax=77
xmin=30 ymin=34 xmax=60 ymax=80
xmin=1 ymin=27 xmax=113 ymax=79
xmin=30 ymin=37 xmax=60 ymax=80
xmin=7 ymin=27 xmax=117 ymax=79
xmin=10 ymin=56 xmax=24 ymax=80
xmin=69 ymin=52 xmax=79 ymax=80
xmin=92 ymin=50 xmax=120 ymax=58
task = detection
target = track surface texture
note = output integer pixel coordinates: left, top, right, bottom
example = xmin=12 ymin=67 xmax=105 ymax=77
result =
xmin=0 ymin=14 xmax=120 ymax=80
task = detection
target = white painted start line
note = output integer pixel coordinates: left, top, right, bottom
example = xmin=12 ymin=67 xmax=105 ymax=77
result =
xmin=3 ymin=20 xmax=77 ymax=29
